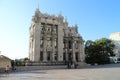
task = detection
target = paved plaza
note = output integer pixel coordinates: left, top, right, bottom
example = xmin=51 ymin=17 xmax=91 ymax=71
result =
xmin=1 ymin=64 xmax=120 ymax=80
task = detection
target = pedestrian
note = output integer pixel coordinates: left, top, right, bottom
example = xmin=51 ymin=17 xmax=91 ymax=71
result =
xmin=75 ymin=63 xmax=77 ymax=69
xmin=5 ymin=65 xmax=10 ymax=74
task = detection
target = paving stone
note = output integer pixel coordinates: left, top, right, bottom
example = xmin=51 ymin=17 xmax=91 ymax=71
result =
xmin=0 ymin=64 xmax=120 ymax=80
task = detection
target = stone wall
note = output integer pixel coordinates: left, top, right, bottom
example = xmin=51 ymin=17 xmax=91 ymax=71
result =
xmin=15 ymin=65 xmax=67 ymax=71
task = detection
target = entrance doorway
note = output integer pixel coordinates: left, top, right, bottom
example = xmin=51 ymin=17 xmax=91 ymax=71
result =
xmin=68 ymin=52 xmax=72 ymax=63
xmin=75 ymin=52 xmax=79 ymax=62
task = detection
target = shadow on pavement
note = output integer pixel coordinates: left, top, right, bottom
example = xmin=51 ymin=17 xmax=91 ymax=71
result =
xmin=12 ymin=70 xmax=47 ymax=74
xmin=83 ymin=63 xmax=120 ymax=69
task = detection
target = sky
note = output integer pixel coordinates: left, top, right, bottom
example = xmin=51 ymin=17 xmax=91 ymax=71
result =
xmin=0 ymin=0 xmax=120 ymax=59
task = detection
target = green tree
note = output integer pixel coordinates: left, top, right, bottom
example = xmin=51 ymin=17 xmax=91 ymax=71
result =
xmin=85 ymin=38 xmax=115 ymax=65
xmin=95 ymin=38 xmax=115 ymax=56
xmin=14 ymin=57 xmax=29 ymax=66
xmin=85 ymin=40 xmax=94 ymax=54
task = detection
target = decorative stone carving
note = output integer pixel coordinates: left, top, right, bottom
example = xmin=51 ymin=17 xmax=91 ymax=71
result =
xmin=29 ymin=8 xmax=85 ymax=65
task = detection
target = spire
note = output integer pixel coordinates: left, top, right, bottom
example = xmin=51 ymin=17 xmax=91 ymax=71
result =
xmin=64 ymin=17 xmax=68 ymax=26
xmin=38 ymin=4 xmax=39 ymax=10
xmin=35 ymin=4 xmax=40 ymax=16
xmin=35 ymin=3 xmax=40 ymax=13
xmin=74 ymin=24 xmax=78 ymax=33
xmin=58 ymin=11 xmax=62 ymax=17
xmin=58 ymin=11 xmax=64 ymax=22
xmin=36 ymin=5 xmax=40 ymax=12
xmin=75 ymin=24 xmax=77 ymax=27
xmin=65 ymin=17 xmax=67 ymax=22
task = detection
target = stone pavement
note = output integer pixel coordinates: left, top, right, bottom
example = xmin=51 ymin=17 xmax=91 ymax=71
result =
xmin=1 ymin=63 xmax=120 ymax=80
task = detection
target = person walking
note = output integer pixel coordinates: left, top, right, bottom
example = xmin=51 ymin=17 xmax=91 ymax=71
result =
xmin=5 ymin=65 xmax=10 ymax=74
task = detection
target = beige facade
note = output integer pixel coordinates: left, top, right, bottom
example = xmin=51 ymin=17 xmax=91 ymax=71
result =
xmin=0 ymin=55 xmax=11 ymax=68
xmin=29 ymin=8 xmax=85 ymax=64
xmin=110 ymin=32 xmax=120 ymax=56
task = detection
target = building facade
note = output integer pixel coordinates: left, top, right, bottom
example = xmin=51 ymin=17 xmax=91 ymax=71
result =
xmin=0 ymin=55 xmax=11 ymax=69
xmin=110 ymin=32 xmax=120 ymax=57
xmin=29 ymin=8 xmax=85 ymax=64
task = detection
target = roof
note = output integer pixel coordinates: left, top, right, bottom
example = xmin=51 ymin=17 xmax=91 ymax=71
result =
xmin=0 ymin=55 xmax=11 ymax=61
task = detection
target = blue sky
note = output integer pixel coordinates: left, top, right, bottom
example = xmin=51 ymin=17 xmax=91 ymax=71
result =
xmin=0 ymin=0 xmax=120 ymax=59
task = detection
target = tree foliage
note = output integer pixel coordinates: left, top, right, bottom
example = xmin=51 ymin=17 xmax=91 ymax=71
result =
xmin=11 ymin=57 xmax=29 ymax=66
xmin=85 ymin=38 xmax=115 ymax=65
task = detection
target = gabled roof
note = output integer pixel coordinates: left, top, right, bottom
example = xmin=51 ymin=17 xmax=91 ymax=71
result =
xmin=0 ymin=55 xmax=11 ymax=61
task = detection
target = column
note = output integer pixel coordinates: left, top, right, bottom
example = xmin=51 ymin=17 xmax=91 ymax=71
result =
xmin=78 ymin=41 xmax=81 ymax=62
xmin=80 ymin=41 xmax=84 ymax=62
xmin=51 ymin=37 xmax=55 ymax=62
xmin=57 ymin=24 xmax=64 ymax=61
xmin=43 ymin=22 xmax=47 ymax=62
xmin=33 ymin=22 xmax=41 ymax=62
xmin=65 ymin=42 xmax=68 ymax=62
xmin=72 ymin=40 xmax=76 ymax=62
xmin=81 ymin=42 xmax=85 ymax=62
xmin=43 ymin=37 xmax=47 ymax=62
xmin=51 ymin=19 xmax=55 ymax=62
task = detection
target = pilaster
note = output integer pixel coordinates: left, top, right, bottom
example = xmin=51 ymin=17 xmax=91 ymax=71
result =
xmin=57 ymin=24 xmax=64 ymax=61
xmin=65 ymin=42 xmax=68 ymax=62
xmin=72 ymin=40 xmax=76 ymax=62
xmin=51 ymin=37 xmax=55 ymax=62
xmin=81 ymin=42 xmax=85 ymax=62
xmin=33 ymin=22 xmax=41 ymax=62
xmin=78 ymin=41 xmax=81 ymax=62
xmin=43 ymin=20 xmax=48 ymax=62
xmin=43 ymin=36 xmax=47 ymax=62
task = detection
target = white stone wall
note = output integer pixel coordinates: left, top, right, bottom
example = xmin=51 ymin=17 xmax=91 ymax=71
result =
xmin=110 ymin=32 xmax=120 ymax=57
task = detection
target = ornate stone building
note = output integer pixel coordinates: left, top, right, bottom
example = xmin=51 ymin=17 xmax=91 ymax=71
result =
xmin=29 ymin=8 xmax=85 ymax=64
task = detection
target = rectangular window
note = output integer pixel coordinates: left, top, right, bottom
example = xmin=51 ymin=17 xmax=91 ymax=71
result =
xmin=41 ymin=24 xmax=44 ymax=34
xmin=47 ymin=51 xmax=51 ymax=61
xmin=40 ymin=51 xmax=43 ymax=61
xmin=75 ymin=41 xmax=78 ymax=49
xmin=47 ymin=38 xmax=52 ymax=47
xmin=40 ymin=37 xmax=43 ymax=47
xmin=75 ymin=52 xmax=79 ymax=62
xmin=63 ymin=52 xmax=66 ymax=61
xmin=69 ymin=41 xmax=72 ymax=49
xmin=48 ymin=27 xmax=51 ymax=32
xmin=55 ymin=38 xmax=57 ymax=48
xmin=53 ymin=25 xmax=57 ymax=33
xmin=55 ymin=51 xmax=58 ymax=61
